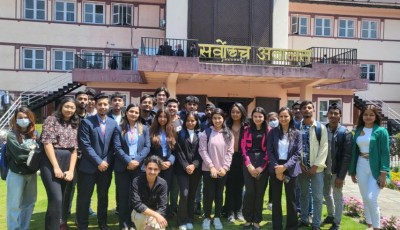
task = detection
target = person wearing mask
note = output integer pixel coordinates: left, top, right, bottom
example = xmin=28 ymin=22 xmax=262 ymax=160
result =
xmin=107 ymin=92 xmax=125 ymax=125
xmin=115 ymin=104 xmax=150 ymax=230
xmin=199 ymin=108 xmax=234 ymax=230
xmin=224 ymin=103 xmax=247 ymax=223
xmin=349 ymin=105 xmax=390 ymax=230
xmin=40 ymin=97 xmax=79 ymax=230
xmin=241 ymin=107 xmax=270 ymax=230
xmin=130 ymin=155 xmax=168 ymax=230
xmin=153 ymin=87 xmax=170 ymax=113
xmin=267 ymin=112 xmax=279 ymax=129
xmin=76 ymin=93 xmax=122 ymax=230
xmin=6 ymin=107 xmax=39 ymax=230
xmin=298 ymin=100 xmax=328 ymax=230
xmin=322 ymin=103 xmax=352 ymax=230
xmin=140 ymin=94 xmax=155 ymax=127
xmin=267 ymin=107 xmax=302 ymax=230
xmin=175 ymin=112 xmax=202 ymax=230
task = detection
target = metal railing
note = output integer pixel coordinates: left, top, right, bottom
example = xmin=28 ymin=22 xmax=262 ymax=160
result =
xmin=140 ymin=37 xmax=199 ymax=57
xmin=307 ymin=47 xmax=358 ymax=65
xmin=0 ymin=97 xmax=22 ymax=131
xmin=75 ymin=54 xmax=138 ymax=71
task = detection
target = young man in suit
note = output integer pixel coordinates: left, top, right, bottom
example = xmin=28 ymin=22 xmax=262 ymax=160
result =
xmin=76 ymin=93 xmax=122 ymax=230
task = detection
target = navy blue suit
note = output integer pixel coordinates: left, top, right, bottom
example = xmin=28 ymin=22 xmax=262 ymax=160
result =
xmin=76 ymin=115 xmax=121 ymax=229
xmin=267 ymin=127 xmax=302 ymax=230
xmin=114 ymin=125 xmax=150 ymax=228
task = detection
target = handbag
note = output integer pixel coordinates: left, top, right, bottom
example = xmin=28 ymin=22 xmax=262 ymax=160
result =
xmin=26 ymin=135 xmax=43 ymax=172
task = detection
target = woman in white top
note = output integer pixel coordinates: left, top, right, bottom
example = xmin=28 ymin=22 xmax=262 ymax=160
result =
xmin=349 ymin=105 xmax=390 ymax=230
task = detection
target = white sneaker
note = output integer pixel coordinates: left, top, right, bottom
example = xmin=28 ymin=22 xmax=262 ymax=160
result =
xmin=267 ymin=203 xmax=273 ymax=210
xmin=179 ymin=224 xmax=187 ymax=230
xmin=202 ymin=218 xmax=211 ymax=230
xmin=213 ymin=217 xmax=223 ymax=229
xmin=186 ymin=223 xmax=194 ymax=229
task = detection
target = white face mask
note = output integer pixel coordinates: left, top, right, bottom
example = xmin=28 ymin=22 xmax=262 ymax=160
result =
xmin=16 ymin=118 xmax=30 ymax=128
xmin=269 ymin=120 xmax=279 ymax=128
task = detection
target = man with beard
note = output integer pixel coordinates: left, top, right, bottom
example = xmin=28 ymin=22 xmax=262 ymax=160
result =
xmin=76 ymin=93 xmax=122 ymax=230
xmin=153 ymin=87 xmax=170 ymax=113
xmin=200 ymin=103 xmax=215 ymax=131
xmin=107 ymin=92 xmax=125 ymax=125
xmin=298 ymin=100 xmax=328 ymax=230
xmin=166 ymin=98 xmax=183 ymax=133
xmin=75 ymin=91 xmax=89 ymax=119
xmin=140 ymin=94 xmax=155 ymax=127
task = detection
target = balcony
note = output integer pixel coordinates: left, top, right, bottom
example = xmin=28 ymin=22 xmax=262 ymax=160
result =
xmin=73 ymin=53 xmax=145 ymax=84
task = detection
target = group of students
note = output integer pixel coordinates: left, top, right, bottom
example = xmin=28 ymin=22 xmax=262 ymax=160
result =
xmin=4 ymin=86 xmax=390 ymax=230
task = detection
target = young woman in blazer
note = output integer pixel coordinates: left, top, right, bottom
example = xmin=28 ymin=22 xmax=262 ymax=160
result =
xmin=175 ymin=112 xmax=202 ymax=230
xmin=6 ymin=107 xmax=39 ymax=230
xmin=224 ymin=102 xmax=247 ymax=222
xmin=240 ymin=107 xmax=269 ymax=230
xmin=40 ymin=97 xmax=79 ymax=230
xmin=349 ymin=105 xmax=390 ymax=230
xmin=199 ymin=108 xmax=234 ymax=230
xmin=114 ymin=103 xmax=150 ymax=229
xmin=267 ymin=107 xmax=302 ymax=230
xmin=149 ymin=108 xmax=176 ymax=188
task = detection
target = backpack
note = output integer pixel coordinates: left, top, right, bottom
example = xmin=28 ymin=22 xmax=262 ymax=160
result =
xmin=0 ymin=142 xmax=8 ymax=180
xmin=315 ymin=121 xmax=322 ymax=145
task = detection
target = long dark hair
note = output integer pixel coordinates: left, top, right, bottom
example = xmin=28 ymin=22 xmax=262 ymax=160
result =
xmin=357 ymin=104 xmax=382 ymax=128
xmin=10 ymin=106 xmax=37 ymax=142
xmin=226 ymin=102 xmax=247 ymax=129
xmin=249 ymin=107 xmax=267 ymax=131
xmin=211 ymin=108 xmax=232 ymax=144
xmin=277 ymin=107 xmax=296 ymax=140
xmin=54 ymin=97 xmax=79 ymax=129
xmin=179 ymin=112 xmax=201 ymax=140
xmin=149 ymin=108 xmax=176 ymax=149
xmin=121 ymin=103 xmax=143 ymax=137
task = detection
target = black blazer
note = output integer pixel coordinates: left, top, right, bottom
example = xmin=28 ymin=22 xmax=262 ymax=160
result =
xmin=175 ymin=130 xmax=202 ymax=174
xmin=114 ymin=125 xmax=150 ymax=173
xmin=78 ymin=115 xmax=121 ymax=174
xmin=267 ymin=127 xmax=302 ymax=177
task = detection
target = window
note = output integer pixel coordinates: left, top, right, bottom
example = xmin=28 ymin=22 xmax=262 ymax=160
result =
xmin=53 ymin=50 xmax=74 ymax=70
xmin=361 ymin=20 xmax=378 ymax=39
xmin=319 ymin=99 xmax=341 ymax=123
xmin=54 ymin=1 xmax=75 ymax=22
xmin=25 ymin=0 xmax=45 ymax=20
xmin=315 ymin=18 xmax=331 ymax=36
xmin=299 ymin=16 xmax=308 ymax=35
xmin=338 ymin=19 xmax=355 ymax=38
xmin=22 ymin=48 xmax=45 ymax=70
xmin=361 ymin=64 xmax=377 ymax=81
xmin=112 ymin=3 xmax=133 ymax=25
xmin=84 ymin=3 xmax=104 ymax=24
xmin=82 ymin=51 xmax=104 ymax=69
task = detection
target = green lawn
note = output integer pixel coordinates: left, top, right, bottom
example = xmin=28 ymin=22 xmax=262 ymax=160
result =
xmin=0 ymin=176 xmax=364 ymax=230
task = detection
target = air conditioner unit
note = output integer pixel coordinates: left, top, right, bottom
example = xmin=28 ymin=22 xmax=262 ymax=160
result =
xmin=160 ymin=19 xmax=166 ymax=29
xmin=291 ymin=15 xmax=299 ymax=34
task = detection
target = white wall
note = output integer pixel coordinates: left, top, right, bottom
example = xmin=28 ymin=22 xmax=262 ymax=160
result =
xmin=273 ymin=0 xmax=289 ymax=48
xmin=166 ymin=0 xmax=188 ymax=39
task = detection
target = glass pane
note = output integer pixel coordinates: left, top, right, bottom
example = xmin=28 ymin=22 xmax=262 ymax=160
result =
xmin=371 ymin=30 xmax=377 ymax=38
xmin=369 ymin=73 xmax=375 ymax=81
xmin=55 ymin=2 xmax=63 ymax=11
xmin=113 ymin=14 xmax=119 ymax=24
xmin=37 ymin=10 xmax=45 ymax=19
xmin=55 ymin=51 xmax=63 ymax=60
xmin=348 ymin=20 xmax=354 ymax=28
xmin=362 ymin=21 xmax=368 ymax=29
xmin=371 ymin=22 xmax=377 ymax=30
xmin=55 ymin=60 xmax=62 ymax=70
xmin=66 ymin=12 xmax=74 ymax=21
xmin=25 ymin=0 xmax=33 ymax=9
xmin=35 ymin=60 xmax=44 ymax=69
xmin=65 ymin=61 xmax=73 ymax=70
xmin=324 ymin=28 xmax=330 ymax=36
xmin=339 ymin=20 xmax=345 ymax=28
xmin=113 ymin=5 xmax=119 ymax=13
xmin=339 ymin=28 xmax=345 ymax=37
xmin=320 ymin=101 xmax=328 ymax=111
xmin=319 ymin=112 xmax=327 ymax=123
xmin=316 ymin=19 xmax=322 ymax=27
xmin=300 ymin=17 xmax=307 ymax=26
xmin=95 ymin=5 xmax=103 ymax=13
xmin=37 ymin=0 xmax=45 ymax=9
xmin=66 ymin=52 xmax=73 ymax=60
xmin=24 ymin=60 xmax=32 ymax=69
xmin=348 ymin=29 xmax=354 ymax=37
xmin=67 ymin=3 xmax=74 ymax=11
xmin=369 ymin=65 xmax=375 ymax=72
xmin=25 ymin=9 xmax=34 ymax=19
xmin=85 ymin=13 xmax=93 ymax=23
xmin=362 ymin=30 xmax=368 ymax=38
xmin=95 ymin=14 xmax=103 ymax=23
xmin=316 ymin=27 xmax=322 ymax=36
xmin=56 ymin=12 xmax=63 ymax=20
xmin=300 ymin=27 xmax=307 ymax=35
xmin=324 ymin=19 xmax=330 ymax=27
xmin=24 ymin=49 xmax=33 ymax=58
xmin=36 ymin=50 xmax=44 ymax=58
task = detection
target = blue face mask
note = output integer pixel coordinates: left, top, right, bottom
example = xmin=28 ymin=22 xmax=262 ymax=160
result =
xmin=269 ymin=120 xmax=279 ymax=128
xmin=16 ymin=118 xmax=30 ymax=128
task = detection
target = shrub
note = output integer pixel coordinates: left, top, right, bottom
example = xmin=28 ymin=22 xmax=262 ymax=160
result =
xmin=343 ymin=196 xmax=364 ymax=217
xmin=381 ymin=216 xmax=400 ymax=230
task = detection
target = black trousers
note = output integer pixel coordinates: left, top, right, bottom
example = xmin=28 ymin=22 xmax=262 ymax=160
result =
xmin=76 ymin=168 xmax=113 ymax=229
xmin=177 ymin=169 xmax=202 ymax=225
xmin=202 ymin=171 xmax=227 ymax=218
xmin=224 ymin=152 xmax=244 ymax=215
xmin=242 ymin=165 xmax=268 ymax=224
xmin=40 ymin=149 xmax=72 ymax=230
xmin=270 ymin=173 xmax=298 ymax=230
xmin=115 ymin=169 xmax=141 ymax=228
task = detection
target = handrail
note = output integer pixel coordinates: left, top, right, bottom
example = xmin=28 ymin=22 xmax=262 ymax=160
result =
xmin=0 ymin=97 xmax=22 ymax=131
xmin=357 ymin=92 xmax=400 ymax=124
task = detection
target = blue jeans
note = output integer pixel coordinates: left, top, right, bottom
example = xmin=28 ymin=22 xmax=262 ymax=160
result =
xmin=298 ymin=172 xmax=324 ymax=227
xmin=6 ymin=170 xmax=37 ymax=230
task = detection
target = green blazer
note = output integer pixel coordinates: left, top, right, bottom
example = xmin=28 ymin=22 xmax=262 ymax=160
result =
xmin=349 ymin=124 xmax=390 ymax=180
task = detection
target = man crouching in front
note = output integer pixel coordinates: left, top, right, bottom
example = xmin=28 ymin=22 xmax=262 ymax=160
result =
xmin=131 ymin=155 xmax=168 ymax=230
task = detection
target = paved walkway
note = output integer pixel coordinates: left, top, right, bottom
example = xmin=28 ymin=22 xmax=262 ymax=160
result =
xmin=342 ymin=176 xmax=400 ymax=217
